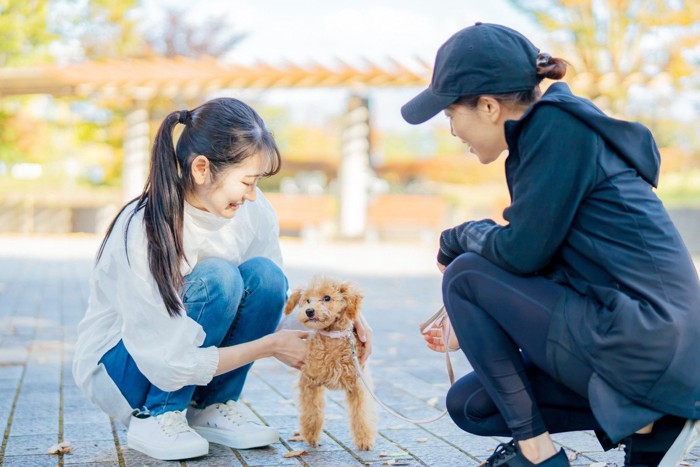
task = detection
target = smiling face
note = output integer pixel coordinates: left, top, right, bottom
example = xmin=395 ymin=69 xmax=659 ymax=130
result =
xmin=444 ymin=97 xmax=517 ymax=165
xmin=185 ymin=153 xmax=264 ymax=218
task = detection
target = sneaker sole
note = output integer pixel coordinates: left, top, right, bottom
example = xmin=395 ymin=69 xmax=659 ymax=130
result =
xmin=127 ymin=433 xmax=209 ymax=460
xmin=193 ymin=426 xmax=280 ymax=449
xmin=658 ymin=419 xmax=700 ymax=467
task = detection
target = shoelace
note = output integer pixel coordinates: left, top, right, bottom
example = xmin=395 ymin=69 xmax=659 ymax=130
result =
xmin=218 ymin=401 xmax=256 ymax=426
xmin=484 ymin=440 xmax=517 ymax=466
xmin=156 ymin=411 xmax=193 ymax=437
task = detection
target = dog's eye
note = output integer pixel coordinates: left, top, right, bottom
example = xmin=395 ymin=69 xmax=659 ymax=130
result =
xmin=323 ymin=295 xmax=331 ymax=302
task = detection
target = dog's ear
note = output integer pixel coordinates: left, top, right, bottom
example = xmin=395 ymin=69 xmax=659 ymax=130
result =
xmin=339 ymin=282 xmax=363 ymax=320
xmin=284 ymin=288 xmax=303 ymax=315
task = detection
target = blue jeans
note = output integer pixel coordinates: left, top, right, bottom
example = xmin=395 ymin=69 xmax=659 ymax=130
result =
xmin=99 ymin=257 xmax=287 ymax=415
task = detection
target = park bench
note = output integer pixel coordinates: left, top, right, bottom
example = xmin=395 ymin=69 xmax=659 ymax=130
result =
xmin=366 ymin=194 xmax=450 ymax=244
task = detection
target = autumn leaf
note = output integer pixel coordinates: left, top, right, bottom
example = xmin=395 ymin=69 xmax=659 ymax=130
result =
xmin=47 ymin=441 xmax=72 ymax=455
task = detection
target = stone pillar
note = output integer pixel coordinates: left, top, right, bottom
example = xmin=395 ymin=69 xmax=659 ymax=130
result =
xmin=122 ymin=101 xmax=150 ymax=201
xmin=338 ymin=93 xmax=371 ymax=239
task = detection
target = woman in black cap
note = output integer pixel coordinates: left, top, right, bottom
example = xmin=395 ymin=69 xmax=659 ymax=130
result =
xmin=407 ymin=22 xmax=700 ymax=467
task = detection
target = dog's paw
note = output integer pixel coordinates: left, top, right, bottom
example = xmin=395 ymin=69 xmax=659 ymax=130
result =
xmin=353 ymin=437 xmax=375 ymax=451
xmin=300 ymin=430 xmax=320 ymax=447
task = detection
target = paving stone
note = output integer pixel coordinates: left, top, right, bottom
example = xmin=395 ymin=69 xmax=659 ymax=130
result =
xmin=8 ymin=416 xmax=59 ymax=437
xmin=63 ymin=462 xmax=119 ymax=467
xmin=1 ymin=238 xmax=700 ymax=467
xmin=406 ymin=444 xmax=482 ymax=466
xmin=1 ymin=454 xmax=61 ymax=466
xmin=3 ymin=433 xmax=59 ymax=457
xmin=184 ymin=454 xmax=244 ymax=467
xmin=234 ymin=443 xmax=304 ymax=466
xmin=58 ymin=439 xmax=118 ymax=464
xmin=62 ymin=421 xmax=114 ymax=442
xmin=294 ymin=449 xmax=363 ymax=466
xmin=119 ymin=447 xmax=175 ymax=467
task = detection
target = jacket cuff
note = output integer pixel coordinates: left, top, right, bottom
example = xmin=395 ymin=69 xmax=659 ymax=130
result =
xmin=437 ymin=250 xmax=455 ymax=267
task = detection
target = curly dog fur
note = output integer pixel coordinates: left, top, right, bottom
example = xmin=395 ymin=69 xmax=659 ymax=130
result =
xmin=284 ymin=276 xmax=377 ymax=450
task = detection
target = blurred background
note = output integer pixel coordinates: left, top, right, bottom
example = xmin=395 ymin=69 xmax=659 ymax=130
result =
xmin=1 ymin=0 xmax=699 ymax=250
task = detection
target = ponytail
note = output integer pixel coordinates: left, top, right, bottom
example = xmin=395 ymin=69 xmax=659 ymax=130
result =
xmin=536 ymin=53 xmax=568 ymax=81
xmin=97 ymin=110 xmax=188 ymax=317
xmin=141 ymin=111 xmax=187 ymax=317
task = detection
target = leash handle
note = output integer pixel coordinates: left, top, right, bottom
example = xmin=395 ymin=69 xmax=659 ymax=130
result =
xmin=348 ymin=313 xmax=455 ymax=425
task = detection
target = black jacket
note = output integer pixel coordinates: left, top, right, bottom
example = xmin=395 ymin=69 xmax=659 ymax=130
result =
xmin=438 ymin=82 xmax=700 ymax=441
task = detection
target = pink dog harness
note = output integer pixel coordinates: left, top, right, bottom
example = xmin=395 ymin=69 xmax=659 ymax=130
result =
xmin=317 ymin=330 xmax=352 ymax=338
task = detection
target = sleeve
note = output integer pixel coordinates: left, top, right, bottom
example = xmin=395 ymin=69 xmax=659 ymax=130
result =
xmin=438 ymin=106 xmax=599 ymax=274
xmin=241 ymin=189 xmax=283 ymax=267
xmin=103 ymin=216 xmax=219 ymax=392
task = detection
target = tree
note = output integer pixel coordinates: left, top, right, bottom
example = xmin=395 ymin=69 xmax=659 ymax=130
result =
xmin=49 ymin=0 xmax=143 ymax=61
xmin=145 ymin=7 xmax=246 ymax=59
xmin=509 ymin=0 xmax=700 ymax=116
xmin=0 ymin=0 xmax=54 ymax=66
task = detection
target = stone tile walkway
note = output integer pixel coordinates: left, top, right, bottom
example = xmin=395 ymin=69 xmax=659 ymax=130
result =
xmin=0 ymin=235 xmax=697 ymax=466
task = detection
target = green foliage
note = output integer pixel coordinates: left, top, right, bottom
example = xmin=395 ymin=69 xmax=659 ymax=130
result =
xmin=0 ymin=0 xmax=55 ymax=66
xmin=509 ymin=0 xmax=700 ymax=113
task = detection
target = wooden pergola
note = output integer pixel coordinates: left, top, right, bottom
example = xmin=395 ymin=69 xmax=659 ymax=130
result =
xmin=0 ymin=56 xmax=430 ymax=97
xmin=0 ymin=56 xmax=431 ymax=237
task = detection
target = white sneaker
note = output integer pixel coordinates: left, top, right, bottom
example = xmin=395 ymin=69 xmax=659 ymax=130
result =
xmin=659 ymin=419 xmax=700 ymax=467
xmin=127 ymin=410 xmax=209 ymax=460
xmin=187 ymin=400 xmax=279 ymax=449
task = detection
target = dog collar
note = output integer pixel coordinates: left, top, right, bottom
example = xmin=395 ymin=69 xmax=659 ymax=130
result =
xmin=318 ymin=329 xmax=352 ymax=339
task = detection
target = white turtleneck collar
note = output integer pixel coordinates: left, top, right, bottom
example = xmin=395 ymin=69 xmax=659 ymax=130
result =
xmin=183 ymin=201 xmax=232 ymax=231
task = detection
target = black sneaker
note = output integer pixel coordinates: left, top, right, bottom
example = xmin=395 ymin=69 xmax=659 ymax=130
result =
xmin=484 ymin=440 xmax=517 ymax=466
xmin=623 ymin=416 xmax=687 ymax=466
xmin=508 ymin=446 xmax=569 ymax=467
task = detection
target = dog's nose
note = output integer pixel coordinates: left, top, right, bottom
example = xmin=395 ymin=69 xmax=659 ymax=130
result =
xmin=305 ymin=308 xmax=315 ymax=318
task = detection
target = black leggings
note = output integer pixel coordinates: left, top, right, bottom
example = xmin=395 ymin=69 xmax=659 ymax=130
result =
xmin=442 ymin=253 xmax=597 ymax=440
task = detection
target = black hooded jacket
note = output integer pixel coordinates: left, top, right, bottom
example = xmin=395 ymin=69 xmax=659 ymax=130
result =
xmin=438 ymin=82 xmax=700 ymax=441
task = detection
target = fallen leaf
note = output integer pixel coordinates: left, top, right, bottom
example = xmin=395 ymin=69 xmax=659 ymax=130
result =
xmin=47 ymin=441 xmax=72 ymax=455
xmin=568 ymin=451 xmax=581 ymax=462
xmin=283 ymin=450 xmax=307 ymax=458
xmin=416 ymin=437 xmax=429 ymax=443
xmin=426 ymin=397 xmax=439 ymax=407
xmin=588 ymin=463 xmax=606 ymax=467
xmin=379 ymin=452 xmax=407 ymax=458
xmin=287 ymin=434 xmax=305 ymax=442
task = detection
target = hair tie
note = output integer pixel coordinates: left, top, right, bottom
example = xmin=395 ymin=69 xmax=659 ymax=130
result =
xmin=178 ymin=110 xmax=191 ymax=125
xmin=536 ymin=53 xmax=553 ymax=67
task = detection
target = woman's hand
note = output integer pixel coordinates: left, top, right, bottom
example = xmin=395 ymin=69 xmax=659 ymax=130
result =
xmin=421 ymin=317 xmax=460 ymax=353
xmin=268 ymin=330 xmax=310 ymax=370
xmin=353 ymin=313 xmax=373 ymax=364
xmin=437 ymin=262 xmax=447 ymax=273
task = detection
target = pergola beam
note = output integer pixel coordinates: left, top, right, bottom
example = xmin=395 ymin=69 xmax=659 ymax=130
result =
xmin=0 ymin=56 xmax=430 ymax=98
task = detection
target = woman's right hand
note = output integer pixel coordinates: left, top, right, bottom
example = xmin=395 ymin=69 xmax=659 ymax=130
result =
xmin=421 ymin=317 xmax=460 ymax=353
xmin=268 ymin=329 xmax=310 ymax=370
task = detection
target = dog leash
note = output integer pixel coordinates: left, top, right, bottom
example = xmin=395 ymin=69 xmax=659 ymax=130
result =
xmin=332 ymin=306 xmax=456 ymax=425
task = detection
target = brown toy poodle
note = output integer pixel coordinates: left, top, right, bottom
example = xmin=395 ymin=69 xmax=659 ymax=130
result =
xmin=284 ymin=276 xmax=377 ymax=451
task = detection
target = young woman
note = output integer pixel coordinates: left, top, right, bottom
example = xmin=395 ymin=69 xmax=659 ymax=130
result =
xmin=408 ymin=23 xmax=700 ymax=467
xmin=72 ymin=97 xmax=372 ymax=461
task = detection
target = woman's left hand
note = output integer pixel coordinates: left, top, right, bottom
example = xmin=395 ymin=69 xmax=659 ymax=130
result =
xmin=354 ymin=313 xmax=373 ymax=364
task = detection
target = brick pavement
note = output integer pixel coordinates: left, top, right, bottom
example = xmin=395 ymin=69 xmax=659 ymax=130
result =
xmin=0 ymin=235 xmax=697 ymax=466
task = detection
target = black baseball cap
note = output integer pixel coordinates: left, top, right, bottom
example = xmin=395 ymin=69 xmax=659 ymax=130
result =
xmin=401 ymin=22 xmax=540 ymax=125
